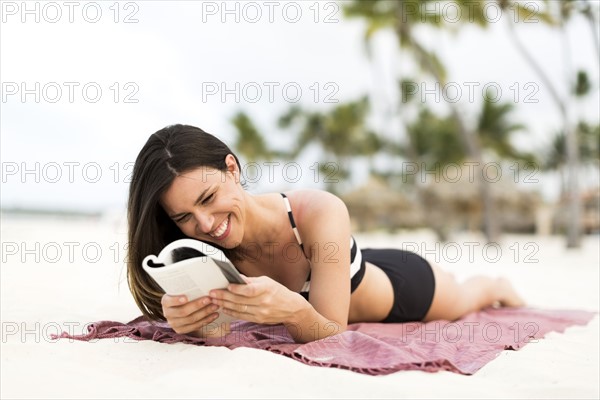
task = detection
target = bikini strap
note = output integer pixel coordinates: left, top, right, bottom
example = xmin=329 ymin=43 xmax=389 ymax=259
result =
xmin=280 ymin=193 xmax=304 ymax=252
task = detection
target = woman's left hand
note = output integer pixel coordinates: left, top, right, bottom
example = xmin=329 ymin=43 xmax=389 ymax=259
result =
xmin=209 ymin=275 xmax=304 ymax=325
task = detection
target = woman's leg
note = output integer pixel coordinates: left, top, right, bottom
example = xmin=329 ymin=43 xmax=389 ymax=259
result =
xmin=423 ymin=264 xmax=526 ymax=322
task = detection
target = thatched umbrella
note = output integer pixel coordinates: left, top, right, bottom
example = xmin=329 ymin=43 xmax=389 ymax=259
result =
xmin=420 ymin=170 xmax=542 ymax=234
xmin=341 ymin=178 xmax=424 ymax=232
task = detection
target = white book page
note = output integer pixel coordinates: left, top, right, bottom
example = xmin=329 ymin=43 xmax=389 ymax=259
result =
xmin=142 ymin=239 xmax=246 ymax=326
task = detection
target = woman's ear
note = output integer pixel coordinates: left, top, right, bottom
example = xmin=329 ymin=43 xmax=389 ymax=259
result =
xmin=225 ymin=154 xmax=240 ymax=181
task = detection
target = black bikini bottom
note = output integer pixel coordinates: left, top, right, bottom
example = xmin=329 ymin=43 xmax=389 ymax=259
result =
xmin=362 ymin=248 xmax=436 ymax=323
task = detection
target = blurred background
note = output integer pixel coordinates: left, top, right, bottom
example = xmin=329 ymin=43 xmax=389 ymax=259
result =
xmin=1 ymin=0 xmax=599 ymax=248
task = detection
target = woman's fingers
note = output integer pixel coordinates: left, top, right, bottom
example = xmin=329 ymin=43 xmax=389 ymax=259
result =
xmin=162 ymin=295 xmax=213 ymax=319
xmin=215 ymin=275 xmax=272 ymax=299
xmin=221 ymin=307 xmax=247 ymax=320
xmin=210 ymin=276 xmax=282 ymax=316
xmin=161 ymin=293 xmax=179 ymax=307
xmin=209 ymin=289 xmax=264 ymax=313
xmin=161 ymin=293 xmax=191 ymax=312
xmin=220 ymin=283 xmax=258 ymax=298
xmin=167 ymin=301 xmax=222 ymax=333
xmin=214 ymin=298 xmax=253 ymax=314
xmin=161 ymin=294 xmax=227 ymax=334
xmin=172 ymin=305 xmax=222 ymax=334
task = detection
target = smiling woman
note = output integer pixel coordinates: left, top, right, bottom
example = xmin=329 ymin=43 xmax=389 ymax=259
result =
xmin=127 ymin=124 xmax=526 ymax=343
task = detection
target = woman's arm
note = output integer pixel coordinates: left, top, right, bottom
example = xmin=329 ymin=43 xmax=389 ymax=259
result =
xmin=210 ymin=190 xmax=353 ymax=342
xmin=293 ymin=190 xmax=352 ymax=337
xmin=214 ymin=275 xmax=343 ymax=343
xmin=283 ymin=295 xmax=346 ymax=343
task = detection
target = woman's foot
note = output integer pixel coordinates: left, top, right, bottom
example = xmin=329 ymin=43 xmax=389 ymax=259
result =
xmin=496 ymin=278 xmax=526 ymax=308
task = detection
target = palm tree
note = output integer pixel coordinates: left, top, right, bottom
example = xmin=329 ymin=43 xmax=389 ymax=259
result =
xmin=278 ymin=97 xmax=383 ymax=193
xmin=231 ymin=111 xmax=272 ymax=163
xmin=477 ymin=90 xmax=532 ymax=162
xmin=402 ymin=96 xmax=530 ymax=239
xmin=406 ymin=108 xmax=464 ymax=168
xmin=344 ymin=0 xmax=500 ymax=242
xmin=544 ymin=121 xmax=600 ymax=198
xmin=497 ymin=0 xmax=597 ymax=247
xmin=577 ymin=0 xmax=600 ymax=62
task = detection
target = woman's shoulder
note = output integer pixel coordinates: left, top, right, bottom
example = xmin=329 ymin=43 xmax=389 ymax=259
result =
xmin=284 ymin=188 xmax=344 ymax=206
xmin=283 ymin=189 xmax=349 ymax=226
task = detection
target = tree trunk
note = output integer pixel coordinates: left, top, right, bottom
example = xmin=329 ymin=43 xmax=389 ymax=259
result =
xmin=406 ymin=36 xmax=498 ymax=243
xmin=565 ymin=126 xmax=582 ymax=247
xmin=562 ymin=22 xmax=582 ymax=247
xmin=582 ymin=1 xmax=600 ymax=63
xmin=447 ymin=106 xmax=498 ymax=243
xmin=506 ymin=17 xmax=581 ymax=248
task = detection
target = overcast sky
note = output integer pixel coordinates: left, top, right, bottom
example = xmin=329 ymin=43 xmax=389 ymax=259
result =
xmin=1 ymin=1 xmax=598 ymax=213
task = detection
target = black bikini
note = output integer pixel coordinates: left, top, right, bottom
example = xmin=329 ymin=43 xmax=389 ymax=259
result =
xmin=281 ymin=193 xmax=436 ymax=323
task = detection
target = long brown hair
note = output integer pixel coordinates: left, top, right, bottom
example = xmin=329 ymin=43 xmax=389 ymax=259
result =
xmin=127 ymin=124 xmax=242 ymax=321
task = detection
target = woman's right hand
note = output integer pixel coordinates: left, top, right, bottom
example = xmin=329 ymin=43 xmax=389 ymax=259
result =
xmin=161 ymin=294 xmax=227 ymax=337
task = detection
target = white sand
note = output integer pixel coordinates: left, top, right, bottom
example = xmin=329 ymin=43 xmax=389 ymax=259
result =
xmin=1 ymin=214 xmax=598 ymax=399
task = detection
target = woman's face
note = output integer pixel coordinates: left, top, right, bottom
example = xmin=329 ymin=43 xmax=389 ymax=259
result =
xmin=160 ymin=155 xmax=244 ymax=248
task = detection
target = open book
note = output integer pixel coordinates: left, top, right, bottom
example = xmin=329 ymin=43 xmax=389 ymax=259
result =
xmin=142 ymin=239 xmax=246 ymax=326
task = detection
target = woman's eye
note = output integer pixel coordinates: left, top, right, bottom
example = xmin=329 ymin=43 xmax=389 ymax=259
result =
xmin=202 ymin=193 xmax=214 ymax=204
xmin=176 ymin=214 xmax=191 ymax=224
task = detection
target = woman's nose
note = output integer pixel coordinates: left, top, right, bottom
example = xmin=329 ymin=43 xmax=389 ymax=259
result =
xmin=193 ymin=211 xmax=214 ymax=234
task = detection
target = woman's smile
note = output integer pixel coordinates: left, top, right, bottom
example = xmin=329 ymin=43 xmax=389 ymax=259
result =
xmin=208 ymin=213 xmax=231 ymax=240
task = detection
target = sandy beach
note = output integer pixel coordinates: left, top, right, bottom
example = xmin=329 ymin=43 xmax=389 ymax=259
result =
xmin=1 ymin=213 xmax=598 ymax=399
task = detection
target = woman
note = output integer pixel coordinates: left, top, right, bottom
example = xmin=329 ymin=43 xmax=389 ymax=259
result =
xmin=127 ymin=124 xmax=525 ymax=343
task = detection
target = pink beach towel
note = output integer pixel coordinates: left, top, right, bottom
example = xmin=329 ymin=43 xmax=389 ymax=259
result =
xmin=53 ymin=307 xmax=596 ymax=375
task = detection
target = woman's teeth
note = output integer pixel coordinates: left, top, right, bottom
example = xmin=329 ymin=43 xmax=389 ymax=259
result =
xmin=210 ymin=216 xmax=229 ymax=238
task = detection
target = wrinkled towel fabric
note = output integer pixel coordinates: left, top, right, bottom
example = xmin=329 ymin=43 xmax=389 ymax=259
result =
xmin=53 ymin=307 xmax=596 ymax=375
